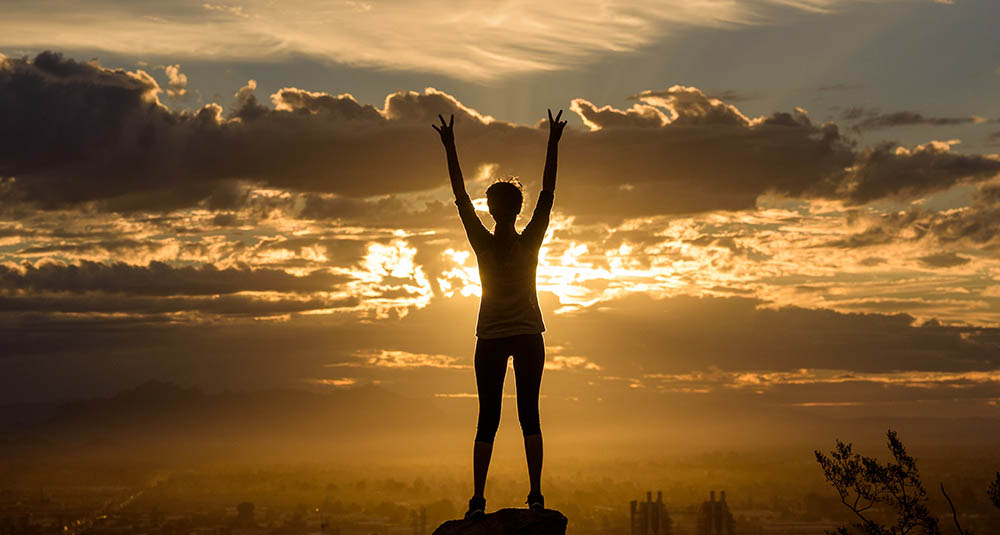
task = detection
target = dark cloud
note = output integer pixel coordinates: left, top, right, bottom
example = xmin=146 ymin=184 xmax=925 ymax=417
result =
xmin=0 ymin=292 xmax=357 ymax=317
xmin=825 ymin=183 xmax=1000 ymax=248
xmin=546 ymin=294 xmax=1000 ymax=374
xmin=916 ymin=252 xmax=971 ymax=268
xmin=211 ymin=212 xmax=240 ymax=226
xmin=0 ymin=261 xmax=351 ymax=295
xmin=0 ymin=52 xmax=506 ymax=211
xmin=554 ymin=88 xmax=997 ymax=218
xmin=685 ymin=234 xmax=768 ymax=260
xmin=552 ymin=90 xmax=856 ymax=218
xmin=254 ymin=235 xmax=370 ymax=266
xmin=2 ymin=53 xmax=999 ymax=220
xmin=851 ymin=110 xmax=980 ymax=130
xmin=269 ymin=87 xmax=384 ymax=121
xmin=859 ymin=256 xmax=887 ymax=266
xmin=839 ymin=106 xmax=877 ymax=121
xmin=16 ymin=239 xmax=163 ymax=256
xmin=3 ymin=292 xmax=998 ymax=405
xmin=0 ymin=315 xmax=371 ymax=403
xmin=297 ymin=193 xmax=456 ymax=228
xmin=704 ymin=90 xmax=759 ymax=103
xmin=821 ymin=222 xmax=898 ymax=248
xmin=841 ymin=141 xmax=1000 ymax=205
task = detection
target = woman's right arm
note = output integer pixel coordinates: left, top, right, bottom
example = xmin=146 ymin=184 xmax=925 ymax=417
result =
xmin=432 ymin=114 xmax=469 ymax=199
xmin=433 ymin=114 xmax=489 ymax=249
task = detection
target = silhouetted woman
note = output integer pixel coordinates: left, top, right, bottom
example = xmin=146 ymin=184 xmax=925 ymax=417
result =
xmin=432 ymin=109 xmax=567 ymax=520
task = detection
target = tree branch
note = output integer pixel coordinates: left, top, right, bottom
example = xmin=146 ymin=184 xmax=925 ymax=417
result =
xmin=940 ymin=483 xmax=968 ymax=535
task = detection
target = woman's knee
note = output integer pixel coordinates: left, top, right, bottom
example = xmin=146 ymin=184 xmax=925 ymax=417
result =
xmin=475 ymin=417 xmax=501 ymax=443
xmin=518 ymin=412 xmax=541 ymax=436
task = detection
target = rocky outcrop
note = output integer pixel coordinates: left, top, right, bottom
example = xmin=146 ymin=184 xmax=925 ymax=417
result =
xmin=433 ymin=508 xmax=567 ymax=535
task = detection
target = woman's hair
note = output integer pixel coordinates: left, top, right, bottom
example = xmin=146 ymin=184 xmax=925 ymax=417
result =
xmin=485 ymin=176 xmax=524 ymax=216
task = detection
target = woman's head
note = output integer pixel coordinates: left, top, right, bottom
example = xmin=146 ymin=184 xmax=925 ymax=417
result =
xmin=485 ymin=177 xmax=523 ymax=224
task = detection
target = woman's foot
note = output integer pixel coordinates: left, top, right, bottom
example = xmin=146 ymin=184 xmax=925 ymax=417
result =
xmin=526 ymin=492 xmax=544 ymax=511
xmin=465 ymin=496 xmax=486 ymax=521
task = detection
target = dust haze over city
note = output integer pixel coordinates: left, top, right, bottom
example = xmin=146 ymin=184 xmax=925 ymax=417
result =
xmin=2 ymin=1 xmax=1000 ymax=534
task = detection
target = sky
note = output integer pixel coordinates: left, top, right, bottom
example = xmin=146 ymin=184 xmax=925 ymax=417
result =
xmin=1 ymin=0 xmax=999 ymax=429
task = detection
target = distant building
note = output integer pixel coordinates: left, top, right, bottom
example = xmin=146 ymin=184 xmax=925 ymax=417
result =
xmin=630 ymin=491 xmax=673 ymax=535
xmin=235 ymin=501 xmax=256 ymax=528
xmin=697 ymin=491 xmax=734 ymax=535
xmin=411 ymin=507 xmax=426 ymax=535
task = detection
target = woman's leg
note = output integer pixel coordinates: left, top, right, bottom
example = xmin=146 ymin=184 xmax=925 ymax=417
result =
xmin=472 ymin=441 xmax=493 ymax=501
xmin=512 ymin=334 xmax=545 ymax=496
xmin=473 ymin=337 xmax=509 ymax=499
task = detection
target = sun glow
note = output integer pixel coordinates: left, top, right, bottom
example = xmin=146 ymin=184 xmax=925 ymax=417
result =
xmin=352 ymin=239 xmax=433 ymax=317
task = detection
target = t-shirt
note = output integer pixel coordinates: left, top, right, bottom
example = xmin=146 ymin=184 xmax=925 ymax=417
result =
xmin=454 ymin=190 xmax=553 ymax=339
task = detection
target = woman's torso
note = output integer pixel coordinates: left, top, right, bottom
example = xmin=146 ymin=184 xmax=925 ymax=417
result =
xmin=474 ymin=233 xmax=545 ymax=339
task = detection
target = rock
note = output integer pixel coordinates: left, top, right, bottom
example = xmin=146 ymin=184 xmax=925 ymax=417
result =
xmin=433 ymin=508 xmax=567 ymax=535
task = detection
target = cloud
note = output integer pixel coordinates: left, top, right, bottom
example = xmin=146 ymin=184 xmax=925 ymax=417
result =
xmin=3 ymin=53 xmax=999 ymax=220
xmin=0 ymin=260 xmax=351 ymax=295
xmin=627 ymin=86 xmax=756 ymax=126
xmin=546 ymin=293 xmax=1000 ymax=374
xmin=2 ymin=290 xmax=998 ymax=406
xmin=569 ymin=99 xmax=667 ymax=130
xmin=851 ymin=110 xmax=982 ymax=130
xmin=351 ymin=349 xmax=468 ymax=369
xmin=201 ymin=3 xmax=249 ymax=18
xmin=0 ymin=53 xmax=467 ymax=210
xmin=643 ymin=368 xmax=1000 ymax=393
xmin=916 ymin=252 xmax=971 ymax=268
xmin=303 ymin=377 xmax=357 ymax=387
xmin=839 ymin=105 xmax=876 ymax=121
xmin=0 ymin=292 xmax=357 ymax=318
xmin=839 ymin=140 xmax=1000 ymax=205
xmin=0 ymin=1 xmax=884 ymax=81
xmin=544 ymin=355 xmax=602 ymax=371
xmin=704 ymin=90 xmax=760 ymax=103
xmin=163 ymin=64 xmax=188 ymax=98
xmin=825 ymin=183 xmax=1000 ymax=248
xmin=297 ymin=194 xmax=454 ymax=227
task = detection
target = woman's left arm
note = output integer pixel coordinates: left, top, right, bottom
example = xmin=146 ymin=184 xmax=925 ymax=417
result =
xmin=525 ymin=109 xmax=566 ymax=245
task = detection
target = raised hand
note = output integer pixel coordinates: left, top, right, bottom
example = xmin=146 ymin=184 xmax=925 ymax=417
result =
xmin=547 ymin=108 xmax=567 ymax=143
xmin=431 ymin=113 xmax=455 ymax=146
xmin=541 ymin=109 xmax=565 ymax=192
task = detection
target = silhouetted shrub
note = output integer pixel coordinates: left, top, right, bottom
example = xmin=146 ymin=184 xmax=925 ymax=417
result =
xmin=988 ymin=472 xmax=1000 ymax=510
xmin=815 ymin=430 xmax=938 ymax=535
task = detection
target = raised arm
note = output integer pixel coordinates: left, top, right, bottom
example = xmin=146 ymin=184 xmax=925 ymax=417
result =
xmin=523 ymin=109 xmax=567 ymax=246
xmin=433 ymin=114 xmax=490 ymax=250
xmin=542 ymin=108 xmax=567 ymax=193
xmin=431 ymin=114 xmax=468 ymax=199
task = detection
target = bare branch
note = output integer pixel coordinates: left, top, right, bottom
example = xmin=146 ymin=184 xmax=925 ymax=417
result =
xmin=940 ymin=483 xmax=970 ymax=535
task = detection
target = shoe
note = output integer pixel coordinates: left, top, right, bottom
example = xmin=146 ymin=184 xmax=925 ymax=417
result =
xmin=465 ymin=497 xmax=486 ymax=521
xmin=526 ymin=492 xmax=544 ymax=511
